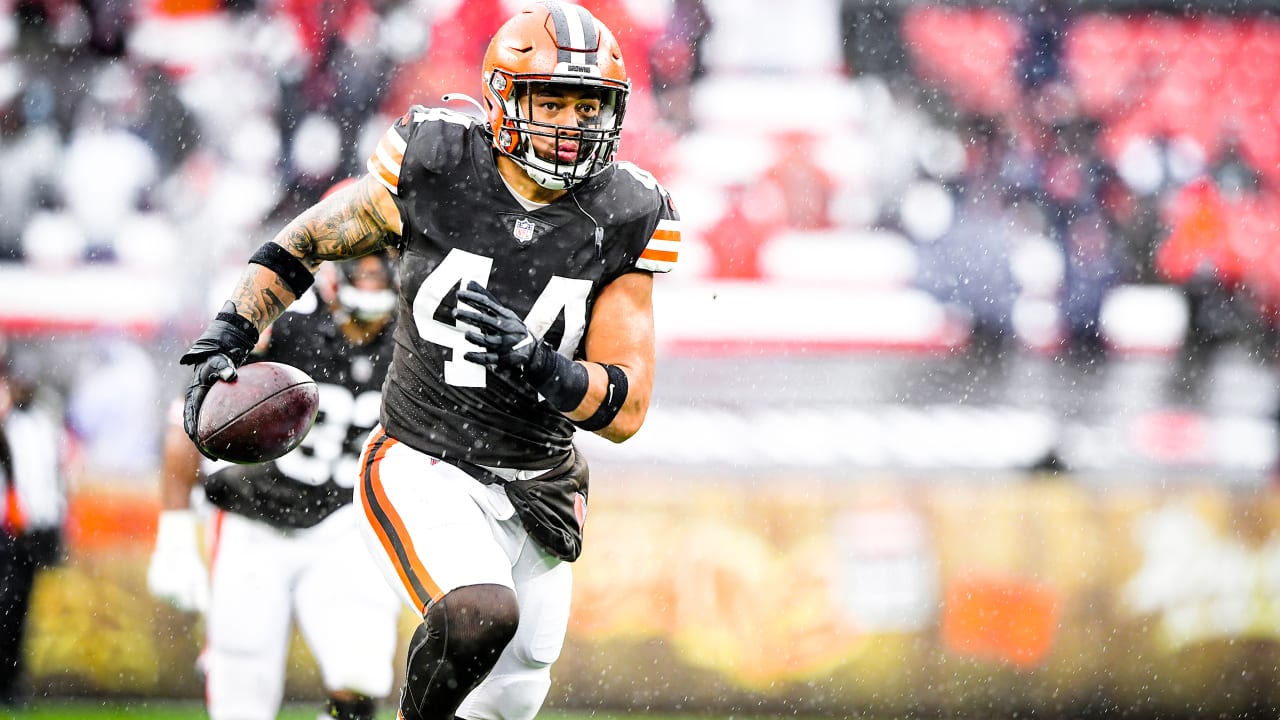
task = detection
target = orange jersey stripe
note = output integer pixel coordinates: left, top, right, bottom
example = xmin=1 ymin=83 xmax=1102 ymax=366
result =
xmin=651 ymin=228 xmax=681 ymax=242
xmin=369 ymin=156 xmax=399 ymax=191
xmin=360 ymin=430 xmax=443 ymax=613
xmin=377 ymin=133 xmax=405 ymax=165
xmin=640 ymin=248 xmax=679 ymax=263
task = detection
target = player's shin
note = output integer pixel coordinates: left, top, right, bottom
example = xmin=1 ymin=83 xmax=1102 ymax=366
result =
xmin=399 ymin=584 xmax=519 ymax=720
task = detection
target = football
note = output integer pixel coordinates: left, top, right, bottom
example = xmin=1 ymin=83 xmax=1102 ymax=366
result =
xmin=195 ymin=361 xmax=320 ymax=464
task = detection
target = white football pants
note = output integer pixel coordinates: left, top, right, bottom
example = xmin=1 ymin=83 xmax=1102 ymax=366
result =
xmin=354 ymin=425 xmax=573 ymax=720
xmin=203 ymin=503 xmax=401 ymax=720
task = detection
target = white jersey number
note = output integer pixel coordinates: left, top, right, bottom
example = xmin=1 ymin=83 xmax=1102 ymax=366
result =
xmin=274 ymin=385 xmax=381 ymax=488
xmin=412 ymin=248 xmax=591 ymax=387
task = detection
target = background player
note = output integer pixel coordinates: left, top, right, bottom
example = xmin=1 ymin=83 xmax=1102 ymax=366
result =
xmin=177 ymin=3 xmax=681 ymax=719
xmin=148 ymin=252 xmax=403 ymax=720
xmin=0 ymin=343 xmax=67 ymax=709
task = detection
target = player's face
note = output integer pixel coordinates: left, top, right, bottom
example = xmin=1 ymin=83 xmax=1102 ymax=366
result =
xmin=526 ymin=85 xmax=602 ymax=165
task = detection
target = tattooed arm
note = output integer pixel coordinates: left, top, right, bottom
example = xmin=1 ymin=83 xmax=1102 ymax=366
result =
xmin=178 ymin=176 xmax=401 ymax=454
xmin=229 ymin=175 xmax=402 ymax=333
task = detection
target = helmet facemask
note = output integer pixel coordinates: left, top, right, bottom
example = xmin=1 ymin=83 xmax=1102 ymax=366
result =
xmin=487 ymin=71 xmax=629 ymax=190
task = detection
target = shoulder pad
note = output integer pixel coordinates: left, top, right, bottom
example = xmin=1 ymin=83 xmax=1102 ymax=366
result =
xmin=591 ymin=162 xmax=682 ymax=275
xmin=367 ymin=106 xmax=480 ymax=195
xmin=591 ymin=161 xmax=673 ymax=224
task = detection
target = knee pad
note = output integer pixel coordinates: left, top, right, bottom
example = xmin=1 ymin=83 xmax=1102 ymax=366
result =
xmin=324 ymin=693 xmax=376 ymax=720
xmin=401 ymin=584 xmax=519 ymax=720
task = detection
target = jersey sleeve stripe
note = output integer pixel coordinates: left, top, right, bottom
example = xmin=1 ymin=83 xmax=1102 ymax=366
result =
xmin=366 ymin=127 xmax=407 ymax=195
xmin=637 ymin=219 xmax=680 ymax=272
xmin=367 ymin=156 xmax=399 ymax=195
xmin=381 ymin=126 xmax=408 ymax=159
xmin=640 ymin=248 xmax=679 ymax=263
xmin=377 ymin=131 xmax=406 ymax=170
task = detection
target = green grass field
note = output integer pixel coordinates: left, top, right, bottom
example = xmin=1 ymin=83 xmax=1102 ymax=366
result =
xmin=6 ymin=700 xmax=754 ymax=720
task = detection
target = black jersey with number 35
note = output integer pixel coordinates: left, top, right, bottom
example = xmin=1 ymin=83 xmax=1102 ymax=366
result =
xmin=366 ymin=105 xmax=680 ymax=470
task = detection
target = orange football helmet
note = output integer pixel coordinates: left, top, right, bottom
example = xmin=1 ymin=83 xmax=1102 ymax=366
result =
xmin=481 ymin=1 xmax=630 ymax=190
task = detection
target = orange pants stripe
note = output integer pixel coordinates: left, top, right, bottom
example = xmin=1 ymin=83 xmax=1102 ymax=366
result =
xmin=358 ymin=428 xmax=443 ymax=614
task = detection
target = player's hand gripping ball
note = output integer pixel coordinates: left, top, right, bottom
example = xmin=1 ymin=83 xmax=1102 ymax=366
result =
xmin=194 ymin=362 xmax=319 ymax=464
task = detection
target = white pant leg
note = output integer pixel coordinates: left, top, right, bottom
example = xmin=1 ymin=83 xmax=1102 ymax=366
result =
xmin=355 ymin=428 xmax=574 ymax=720
xmin=354 ymin=428 xmax=517 ymax=615
xmin=293 ymin=504 xmax=403 ymax=701
xmin=204 ymin=511 xmax=297 ymax=720
xmin=456 ymin=539 xmax=573 ymax=720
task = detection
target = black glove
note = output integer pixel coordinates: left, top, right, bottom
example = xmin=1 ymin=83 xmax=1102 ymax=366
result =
xmin=453 ymin=281 xmax=549 ymax=373
xmin=453 ymin=281 xmax=587 ymax=410
xmin=180 ymin=302 xmax=259 ymax=456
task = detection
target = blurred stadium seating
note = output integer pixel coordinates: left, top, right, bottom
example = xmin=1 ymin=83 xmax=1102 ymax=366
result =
xmin=2 ymin=0 xmax=1278 ymax=483
xmin=5 ymin=1 xmax=1280 ymax=716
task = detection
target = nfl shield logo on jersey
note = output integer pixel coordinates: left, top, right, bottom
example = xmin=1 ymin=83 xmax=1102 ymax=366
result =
xmin=513 ymin=217 xmax=537 ymax=245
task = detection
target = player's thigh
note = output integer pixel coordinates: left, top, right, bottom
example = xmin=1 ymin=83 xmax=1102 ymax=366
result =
xmin=294 ymin=506 xmax=402 ymax=697
xmin=355 ymin=428 xmax=515 ymax=615
xmin=205 ymin=512 xmax=295 ymax=719
xmin=506 ymin=536 xmax=574 ymax=667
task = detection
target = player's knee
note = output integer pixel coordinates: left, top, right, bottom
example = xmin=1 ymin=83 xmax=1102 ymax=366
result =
xmin=401 ymin=584 xmax=519 ymax=720
xmin=432 ymin=583 xmax=519 ymax=665
xmin=324 ymin=692 xmax=376 ymax=720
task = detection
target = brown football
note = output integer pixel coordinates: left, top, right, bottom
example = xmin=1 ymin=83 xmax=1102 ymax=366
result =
xmin=196 ymin=361 xmax=319 ymax=464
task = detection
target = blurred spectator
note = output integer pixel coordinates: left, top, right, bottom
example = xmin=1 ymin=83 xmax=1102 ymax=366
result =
xmin=701 ymin=183 xmax=778 ymax=280
xmin=60 ymin=62 xmax=161 ymax=263
xmin=916 ymin=134 xmax=1019 ymax=357
xmin=82 ymin=0 xmax=131 ymax=56
xmin=131 ymin=62 xmax=199 ymax=173
xmin=1014 ymin=0 xmax=1070 ymax=92
xmin=1098 ymin=162 xmax=1163 ymax=285
xmin=0 ymin=79 xmax=63 ymax=262
xmin=839 ymin=0 xmax=907 ymax=79
xmin=676 ymin=0 xmax=712 ymax=78
xmin=1211 ymin=129 xmax=1262 ymax=199
xmin=66 ymin=334 xmax=161 ymax=478
xmin=1060 ymin=202 xmax=1119 ymax=362
xmin=1039 ymin=118 xmax=1118 ymax=361
xmin=0 ymin=343 xmax=68 ymax=709
xmin=648 ymin=0 xmax=710 ymax=134
xmin=1156 ymin=174 xmax=1256 ymax=398
xmin=274 ymin=0 xmax=394 ymax=180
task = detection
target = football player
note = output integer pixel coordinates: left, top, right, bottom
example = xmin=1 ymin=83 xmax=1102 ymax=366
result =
xmin=177 ymin=2 xmax=681 ymax=719
xmin=148 ymin=253 xmax=403 ymax=720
